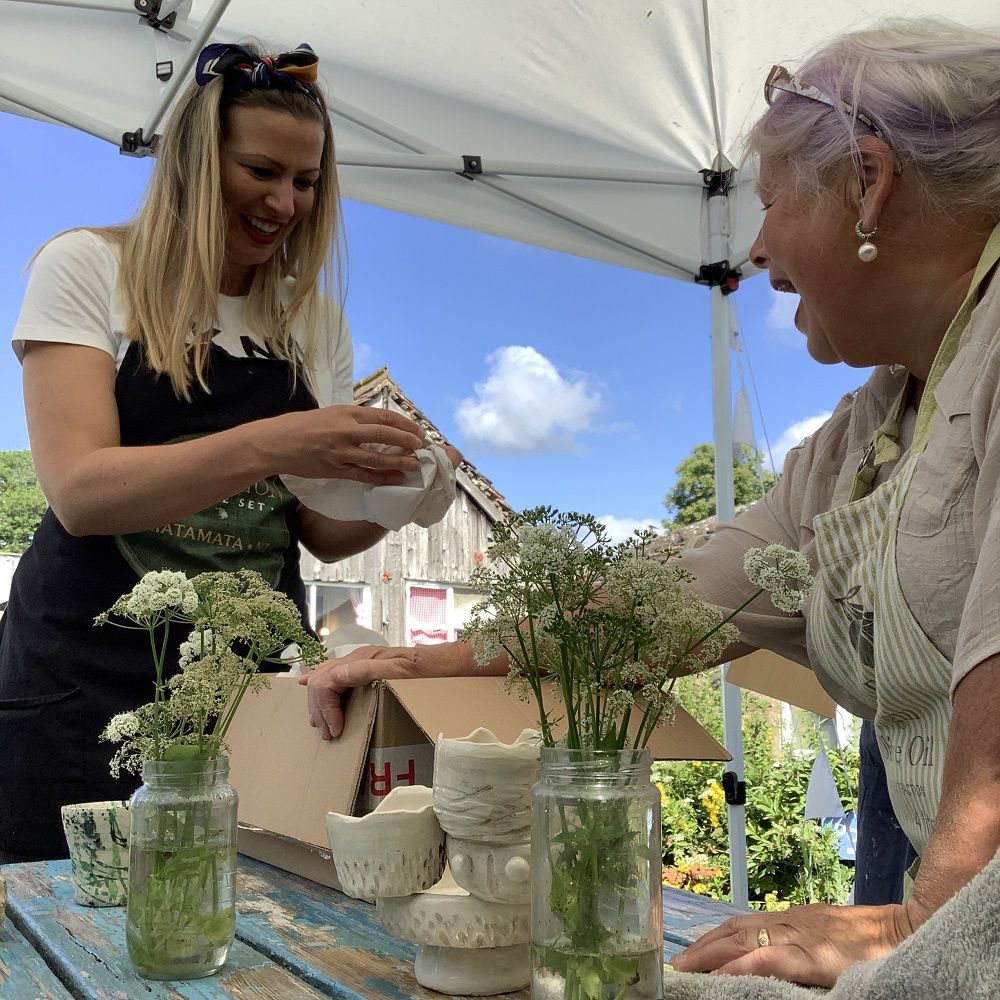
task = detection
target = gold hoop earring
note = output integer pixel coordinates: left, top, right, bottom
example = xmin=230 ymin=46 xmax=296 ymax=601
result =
xmin=855 ymin=221 xmax=878 ymax=263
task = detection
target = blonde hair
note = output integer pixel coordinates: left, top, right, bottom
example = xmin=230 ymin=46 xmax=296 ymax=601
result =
xmin=89 ymin=45 xmax=343 ymax=398
xmin=746 ymin=17 xmax=1000 ymax=220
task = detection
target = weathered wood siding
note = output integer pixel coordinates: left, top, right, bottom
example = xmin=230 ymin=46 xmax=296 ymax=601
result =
xmin=300 ymin=490 xmax=496 ymax=646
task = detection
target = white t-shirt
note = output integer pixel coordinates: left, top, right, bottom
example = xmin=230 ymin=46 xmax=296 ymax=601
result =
xmin=11 ymin=229 xmax=354 ymax=408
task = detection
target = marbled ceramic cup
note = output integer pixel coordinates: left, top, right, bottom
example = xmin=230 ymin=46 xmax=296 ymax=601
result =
xmin=60 ymin=800 xmax=130 ymax=906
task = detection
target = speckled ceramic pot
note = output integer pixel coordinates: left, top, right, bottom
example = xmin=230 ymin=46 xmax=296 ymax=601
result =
xmin=326 ymin=785 xmax=445 ymax=901
xmin=60 ymin=800 xmax=130 ymax=906
xmin=432 ymin=728 xmax=541 ymax=844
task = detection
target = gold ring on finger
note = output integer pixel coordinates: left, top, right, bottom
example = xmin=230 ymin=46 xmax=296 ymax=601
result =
xmin=757 ymin=928 xmax=771 ymax=948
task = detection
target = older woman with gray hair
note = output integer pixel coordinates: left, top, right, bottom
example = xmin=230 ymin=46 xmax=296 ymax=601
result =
xmin=302 ymin=15 xmax=1000 ymax=990
xmin=666 ymin=14 xmax=1000 ymax=988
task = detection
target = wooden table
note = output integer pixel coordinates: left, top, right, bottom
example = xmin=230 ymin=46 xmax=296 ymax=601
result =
xmin=1 ymin=857 xmax=744 ymax=999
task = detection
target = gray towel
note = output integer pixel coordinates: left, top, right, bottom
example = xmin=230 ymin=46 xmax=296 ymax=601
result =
xmin=664 ymin=844 xmax=1000 ymax=999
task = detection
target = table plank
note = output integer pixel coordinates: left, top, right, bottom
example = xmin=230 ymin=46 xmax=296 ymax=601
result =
xmin=661 ymin=886 xmax=745 ymax=947
xmin=236 ymin=856 xmax=529 ymax=1000
xmin=3 ymin=862 xmax=330 ymax=1000
xmin=0 ymin=911 xmax=73 ymax=1000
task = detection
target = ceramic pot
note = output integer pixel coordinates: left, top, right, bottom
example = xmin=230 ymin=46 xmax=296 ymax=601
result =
xmin=326 ymin=785 xmax=445 ymax=901
xmin=60 ymin=800 xmax=131 ymax=907
xmin=415 ymin=943 xmax=531 ymax=996
xmin=377 ymin=872 xmax=531 ymax=995
xmin=432 ymin=728 xmax=540 ymax=843
xmin=376 ymin=881 xmax=529 ymax=948
xmin=447 ymin=836 xmax=531 ymax=904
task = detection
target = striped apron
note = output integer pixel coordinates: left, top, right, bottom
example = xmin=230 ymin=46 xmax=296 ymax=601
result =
xmin=806 ymin=227 xmax=1000 ymax=854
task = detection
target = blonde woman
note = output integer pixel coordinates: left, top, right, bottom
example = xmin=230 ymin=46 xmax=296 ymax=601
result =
xmin=0 ymin=43 xmax=428 ymax=863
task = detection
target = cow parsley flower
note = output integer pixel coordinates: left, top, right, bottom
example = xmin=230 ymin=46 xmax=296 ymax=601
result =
xmin=744 ymin=545 xmax=813 ymax=613
xmin=462 ymin=507 xmax=815 ymax=752
xmin=97 ymin=569 xmax=326 ymax=775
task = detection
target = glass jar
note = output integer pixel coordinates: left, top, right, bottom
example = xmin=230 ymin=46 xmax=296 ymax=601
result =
xmin=531 ymin=747 xmax=662 ymax=1000
xmin=126 ymin=757 xmax=238 ymax=980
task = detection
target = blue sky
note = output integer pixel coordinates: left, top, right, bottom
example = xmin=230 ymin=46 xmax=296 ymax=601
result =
xmin=0 ymin=111 xmax=868 ymax=538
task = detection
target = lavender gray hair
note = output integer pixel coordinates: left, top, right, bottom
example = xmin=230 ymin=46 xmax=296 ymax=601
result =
xmin=747 ymin=17 xmax=1000 ymax=219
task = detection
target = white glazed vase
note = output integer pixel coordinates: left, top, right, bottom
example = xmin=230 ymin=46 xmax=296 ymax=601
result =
xmin=326 ymin=785 xmax=445 ymax=901
xmin=432 ymin=727 xmax=541 ymax=844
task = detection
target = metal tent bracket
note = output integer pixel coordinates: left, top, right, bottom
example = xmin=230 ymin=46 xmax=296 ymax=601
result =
xmin=701 ymin=167 xmax=735 ymax=197
xmin=722 ymin=770 xmax=747 ymax=806
xmin=134 ymin=0 xmax=176 ymax=31
xmin=696 ymin=260 xmax=742 ymax=294
xmin=121 ymin=126 xmax=158 ymax=156
xmin=459 ymin=154 xmax=483 ymax=179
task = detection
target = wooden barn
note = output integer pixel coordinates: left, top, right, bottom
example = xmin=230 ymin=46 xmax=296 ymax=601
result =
xmin=298 ymin=367 xmax=512 ymax=648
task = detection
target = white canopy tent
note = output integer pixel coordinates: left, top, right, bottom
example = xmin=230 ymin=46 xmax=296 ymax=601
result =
xmin=2 ymin=0 xmax=997 ymax=905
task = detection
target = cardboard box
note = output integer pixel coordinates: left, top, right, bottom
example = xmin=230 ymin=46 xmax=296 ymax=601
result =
xmin=227 ymin=675 xmax=730 ymax=889
xmin=725 ymin=650 xmax=838 ymax=718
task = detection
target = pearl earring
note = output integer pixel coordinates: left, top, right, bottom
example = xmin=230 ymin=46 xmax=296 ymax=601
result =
xmin=855 ymin=221 xmax=878 ymax=263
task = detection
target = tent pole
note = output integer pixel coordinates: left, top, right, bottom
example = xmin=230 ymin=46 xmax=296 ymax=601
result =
xmin=712 ymin=288 xmax=749 ymax=909
xmin=328 ymin=96 xmax=695 ymax=276
xmin=6 ymin=0 xmax=136 ymax=11
xmin=142 ymin=0 xmax=232 ymax=138
xmin=0 ymin=76 xmax=120 ymax=144
xmin=705 ymin=162 xmax=750 ymax=905
xmin=335 ymin=152 xmax=699 ymax=186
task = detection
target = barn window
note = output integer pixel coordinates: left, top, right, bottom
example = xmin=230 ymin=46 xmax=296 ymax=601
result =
xmin=307 ymin=583 xmax=372 ymax=641
xmin=405 ymin=583 xmax=481 ymax=645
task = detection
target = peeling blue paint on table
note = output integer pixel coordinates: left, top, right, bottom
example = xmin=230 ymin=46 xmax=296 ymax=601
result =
xmin=1 ymin=857 xmax=745 ymax=998
xmin=0 ymin=913 xmax=72 ymax=999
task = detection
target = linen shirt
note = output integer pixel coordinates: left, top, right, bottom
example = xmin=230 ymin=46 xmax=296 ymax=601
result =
xmin=680 ymin=275 xmax=1000 ymax=715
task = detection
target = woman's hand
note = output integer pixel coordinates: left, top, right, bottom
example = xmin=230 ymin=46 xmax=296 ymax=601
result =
xmin=668 ymin=901 xmax=920 ymax=987
xmin=296 ymin=645 xmax=424 ymax=740
xmin=261 ymin=405 xmax=425 ymax=485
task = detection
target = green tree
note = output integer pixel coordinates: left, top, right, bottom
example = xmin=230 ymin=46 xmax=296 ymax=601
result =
xmin=663 ymin=443 xmax=777 ymax=527
xmin=0 ymin=450 xmax=47 ymax=553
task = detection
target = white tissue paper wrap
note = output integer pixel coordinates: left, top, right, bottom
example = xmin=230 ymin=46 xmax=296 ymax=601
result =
xmin=281 ymin=443 xmax=457 ymax=531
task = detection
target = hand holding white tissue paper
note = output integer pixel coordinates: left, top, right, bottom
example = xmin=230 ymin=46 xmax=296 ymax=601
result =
xmin=281 ymin=442 xmax=457 ymax=531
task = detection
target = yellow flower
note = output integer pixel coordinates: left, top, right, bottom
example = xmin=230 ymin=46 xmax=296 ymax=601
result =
xmin=700 ymin=778 xmax=726 ymax=830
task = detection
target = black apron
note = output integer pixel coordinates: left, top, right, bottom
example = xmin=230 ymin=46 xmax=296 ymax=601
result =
xmin=0 ymin=338 xmax=317 ymax=862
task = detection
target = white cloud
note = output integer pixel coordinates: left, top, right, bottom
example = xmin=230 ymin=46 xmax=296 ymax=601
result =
xmin=352 ymin=340 xmax=376 ymax=378
xmin=598 ymin=515 xmax=663 ymax=544
xmin=767 ymin=412 xmax=831 ymax=472
xmin=765 ymin=288 xmax=801 ymax=346
xmin=455 ymin=346 xmax=603 ymax=453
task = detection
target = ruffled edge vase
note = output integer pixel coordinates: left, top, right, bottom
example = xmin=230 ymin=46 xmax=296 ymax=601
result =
xmin=326 ymin=785 xmax=446 ymax=902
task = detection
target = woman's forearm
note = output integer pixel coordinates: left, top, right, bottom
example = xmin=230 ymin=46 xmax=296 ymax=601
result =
xmin=50 ymin=422 xmax=277 ymax=536
xmin=297 ymin=507 xmax=389 ymax=561
xmin=412 ymin=640 xmax=509 ymax=677
xmin=23 ymin=343 xmax=426 ymax=538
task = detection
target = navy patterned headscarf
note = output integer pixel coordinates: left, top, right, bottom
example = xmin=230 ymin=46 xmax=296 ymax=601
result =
xmin=195 ymin=43 xmax=321 ymax=107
